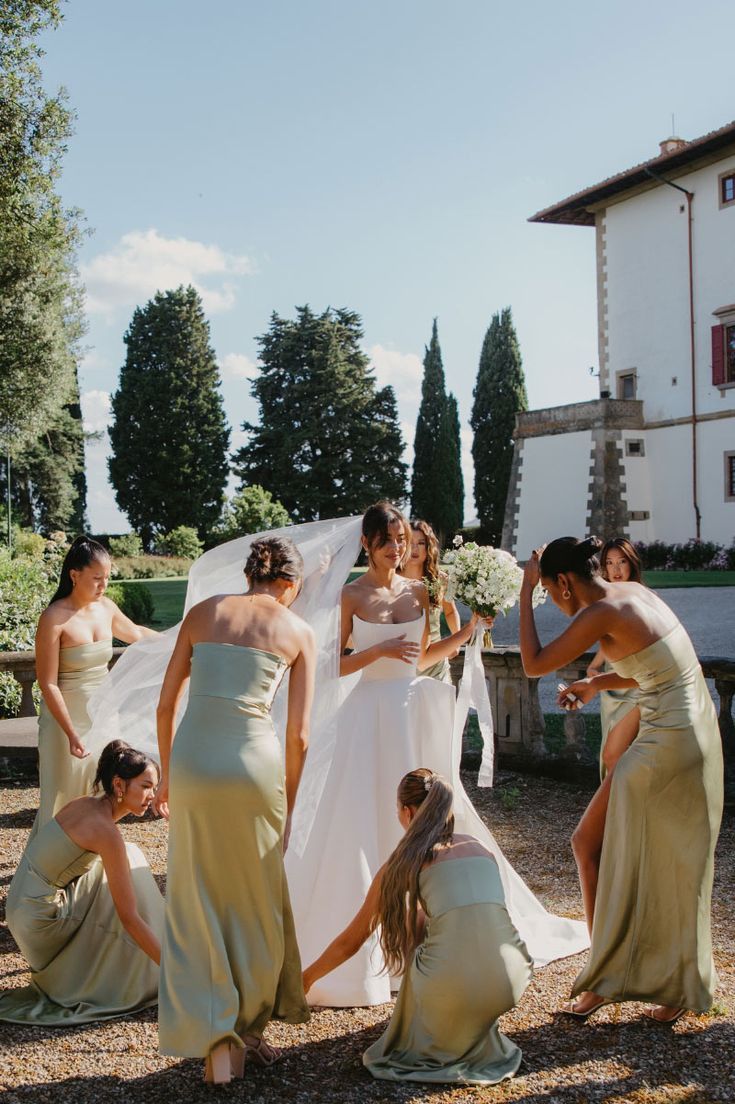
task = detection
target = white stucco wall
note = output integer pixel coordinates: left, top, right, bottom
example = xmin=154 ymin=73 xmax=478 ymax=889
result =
xmin=604 ymin=154 xmax=735 ymax=422
xmin=512 ymin=431 xmax=592 ymax=556
xmin=698 ymin=417 xmax=735 ymax=544
xmin=619 ymin=430 xmax=653 ymax=543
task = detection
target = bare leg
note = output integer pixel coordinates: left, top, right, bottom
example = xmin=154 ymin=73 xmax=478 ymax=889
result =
xmin=601 ymin=707 xmax=640 ymax=778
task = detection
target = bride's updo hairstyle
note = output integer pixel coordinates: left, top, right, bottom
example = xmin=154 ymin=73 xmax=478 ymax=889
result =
xmin=362 ymin=501 xmax=411 ymax=568
xmin=244 ymin=536 xmax=304 ymax=586
xmin=48 ymin=535 xmax=111 ymax=605
xmin=93 ymin=740 xmax=158 ymax=796
xmin=539 ymin=536 xmax=603 ymax=582
xmin=376 ymin=769 xmax=454 ymax=975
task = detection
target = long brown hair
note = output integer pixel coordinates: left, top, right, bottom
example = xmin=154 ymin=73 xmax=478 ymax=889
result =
xmin=376 ymin=769 xmax=454 ymax=976
xmin=599 ymin=537 xmax=642 ymax=583
xmin=400 ymin=519 xmax=445 ymax=608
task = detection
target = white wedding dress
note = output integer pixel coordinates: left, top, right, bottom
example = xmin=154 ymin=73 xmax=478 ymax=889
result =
xmin=285 ymin=615 xmax=589 ymax=1007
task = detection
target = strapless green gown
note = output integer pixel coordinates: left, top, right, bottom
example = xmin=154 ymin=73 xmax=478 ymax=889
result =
xmin=599 ymin=660 xmax=640 ymax=781
xmin=0 ymin=818 xmax=163 ymax=1024
xmin=573 ymin=624 xmax=723 ymax=1010
xmin=158 ymin=643 xmax=310 ymax=1058
xmin=422 ymin=606 xmax=451 ymax=683
xmin=36 ymin=640 xmax=112 ymax=830
xmin=363 ymin=856 xmax=532 ymax=1085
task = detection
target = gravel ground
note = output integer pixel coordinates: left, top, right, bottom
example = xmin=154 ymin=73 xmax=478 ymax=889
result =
xmin=0 ymin=773 xmax=733 ymax=1104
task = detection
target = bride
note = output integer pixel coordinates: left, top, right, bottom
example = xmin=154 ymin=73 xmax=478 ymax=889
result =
xmin=83 ymin=508 xmax=588 ymax=1008
xmin=285 ymin=502 xmax=588 ymax=1006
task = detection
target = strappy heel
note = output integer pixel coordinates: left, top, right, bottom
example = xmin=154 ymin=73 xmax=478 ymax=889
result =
xmin=204 ymin=1041 xmax=234 ymax=1085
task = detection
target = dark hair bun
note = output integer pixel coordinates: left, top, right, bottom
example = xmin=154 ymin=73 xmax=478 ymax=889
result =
xmin=245 ymin=536 xmax=303 ymax=585
xmin=578 ymin=536 xmax=602 ymax=556
xmin=539 ymin=535 xmax=602 ymax=581
xmin=93 ymin=740 xmax=157 ymax=796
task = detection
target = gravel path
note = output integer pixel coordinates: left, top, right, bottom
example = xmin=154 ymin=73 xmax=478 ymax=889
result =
xmin=1 ymin=773 xmax=732 ymax=1103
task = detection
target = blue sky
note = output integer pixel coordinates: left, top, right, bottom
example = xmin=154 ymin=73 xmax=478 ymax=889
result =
xmin=41 ymin=0 xmax=734 ymax=530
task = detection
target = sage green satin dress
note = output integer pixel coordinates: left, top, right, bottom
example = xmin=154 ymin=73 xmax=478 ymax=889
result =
xmin=158 ymin=643 xmax=310 ymax=1058
xmin=0 ymin=818 xmax=163 ymax=1024
xmin=573 ymin=624 xmax=723 ymax=1010
xmin=36 ymin=640 xmax=112 ymax=829
xmin=363 ymin=855 xmax=532 ymax=1085
xmin=599 ymin=661 xmax=640 ymax=781
xmin=423 ymin=607 xmax=451 ymax=683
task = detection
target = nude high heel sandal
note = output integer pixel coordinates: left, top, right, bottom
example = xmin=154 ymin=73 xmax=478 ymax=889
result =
xmin=204 ymin=1041 xmax=234 ymax=1085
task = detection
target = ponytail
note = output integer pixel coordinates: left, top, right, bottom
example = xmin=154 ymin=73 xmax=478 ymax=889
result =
xmin=49 ymin=535 xmax=110 ymax=605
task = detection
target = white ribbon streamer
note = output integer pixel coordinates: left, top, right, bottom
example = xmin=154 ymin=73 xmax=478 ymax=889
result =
xmin=452 ymin=630 xmax=495 ymax=788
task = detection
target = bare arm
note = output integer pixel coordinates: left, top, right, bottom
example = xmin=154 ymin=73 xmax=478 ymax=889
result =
xmin=283 ymin=627 xmax=316 ymax=850
xmin=97 ymin=829 xmax=161 ymax=964
xmin=107 ymin=598 xmax=158 ymax=643
xmin=419 ymin=607 xmax=480 ymax=671
xmin=560 ymin=670 xmax=639 ymax=708
xmin=519 ymin=578 xmax=610 ymax=677
xmin=303 ymin=868 xmax=383 ymax=993
xmin=35 ymin=615 xmax=88 ymax=758
xmin=153 ymin=615 xmax=193 ymax=817
xmin=586 ymin=647 xmax=606 ymax=678
xmin=442 ymin=596 xmax=461 ymax=636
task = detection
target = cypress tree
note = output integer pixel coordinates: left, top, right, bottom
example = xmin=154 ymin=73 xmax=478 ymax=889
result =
xmin=471 ymin=307 xmax=528 ymax=545
xmin=108 ymin=286 xmax=230 ymax=547
xmin=410 ymin=320 xmax=463 ymax=542
xmin=234 ymin=306 xmax=407 ymax=520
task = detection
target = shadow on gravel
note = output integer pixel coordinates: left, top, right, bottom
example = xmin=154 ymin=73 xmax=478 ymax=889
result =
xmin=1 ymin=1019 xmax=734 ymax=1103
xmin=0 ymin=808 xmax=36 ymax=829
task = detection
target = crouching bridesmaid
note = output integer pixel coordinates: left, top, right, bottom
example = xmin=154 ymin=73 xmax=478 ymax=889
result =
xmin=303 ymin=769 xmax=533 ymax=1086
xmin=0 ymin=741 xmax=163 ymax=1025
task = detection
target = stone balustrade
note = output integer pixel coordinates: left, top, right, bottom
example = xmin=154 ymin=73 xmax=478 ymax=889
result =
xmin=1 ymin=647 xmax=733 ymax=793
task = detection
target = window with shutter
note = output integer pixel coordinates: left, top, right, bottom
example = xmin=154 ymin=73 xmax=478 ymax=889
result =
xmin=712 ymin=324 xmax=726 ymax=386
xmin=720 ymin=170 xmax=735 ymax=208
xmin=727 ymin=325 xmax=735 ymax=383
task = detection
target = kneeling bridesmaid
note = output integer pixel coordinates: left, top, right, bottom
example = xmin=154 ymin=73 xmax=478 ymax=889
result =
xmin=303 ymin=769 xmax=533 ymax=1086
xmin=0 ymin=741 xmax=163 ymax=1025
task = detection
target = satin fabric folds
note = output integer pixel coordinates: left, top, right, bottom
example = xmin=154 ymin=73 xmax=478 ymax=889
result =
xmin=364 ymin=856 xmax=532 ymax=1085
xmin=35 ymin=640 xmax=112 ymax=830
xmin=0 ymin=819 xmax=163 ymax=1024
xmin=158 ymin=643 xmax=310 ymax=1058
xmin=573 ymin=623 xmax=723 ymax=1010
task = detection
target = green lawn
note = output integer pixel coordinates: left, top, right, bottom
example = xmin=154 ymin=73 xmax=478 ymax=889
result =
xmin=122 ymin=577 xmax=188 ymax=631
xmin=643 ymin=570 xmax=735 ymax=588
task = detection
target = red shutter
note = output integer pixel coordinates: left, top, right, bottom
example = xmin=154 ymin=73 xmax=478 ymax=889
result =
xmin=712 ymin=324 xmax=726 ymax=386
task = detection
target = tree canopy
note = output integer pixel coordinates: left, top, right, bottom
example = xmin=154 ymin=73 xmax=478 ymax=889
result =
xmin=108 ymin=286 xmax=230 ymax=547
xmin=471 ymin=307 xmax=528 ymax=545
xmin=234 ymin=306 xmax=407 ymax=521
xmin=410 ymin=320 xmax=463 ymax=542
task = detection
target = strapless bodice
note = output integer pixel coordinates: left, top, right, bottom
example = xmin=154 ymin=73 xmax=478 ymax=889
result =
xmin=609 ymin=623 xmax=699 ymax=694
xmin=419 ymin=856 xmax=506 ymax=918
xmin=57 ymin=639 xmax=112 ymax=693
xmin=189 ymin=642 xmax=287 ymax=711
xmin=351 ymin=616 xmax=424 ymax=682
xmin=19 ymin=819 xmax=96 ymax=890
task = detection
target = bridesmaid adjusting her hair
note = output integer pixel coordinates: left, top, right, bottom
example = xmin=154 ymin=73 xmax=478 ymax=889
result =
xmin=303 ymin=770 xmax=532 ymax=1086
xmin=33 ymin=536 xmax=157 ymax=830
xmin=0 ymin=741 xmax=163 ymax=1025
xmin=520 ymin=536 xmax=723 ymax=1025
xmin=156 ymin=535 xmax=314 ymax=1084
xmin=399 ymin=519 xmax=461 ymax=683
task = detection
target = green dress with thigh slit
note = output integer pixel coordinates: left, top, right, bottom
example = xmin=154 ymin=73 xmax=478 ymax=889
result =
xmin=363 ymin=855 xmax=533 ymax=1085
xmin=0 ymin=818 xmax=163 ymax=1024
xmin=572 ymin=623 xmax=723 ymax=1010
xmin=36 ymin=640 xmax=112 ymax=830
xmin=158 ymin=643 xmax=310 ymax=1058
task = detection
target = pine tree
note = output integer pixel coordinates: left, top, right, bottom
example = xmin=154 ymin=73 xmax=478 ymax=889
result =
xmin=233 ymin=306 xmax=407 ymax=521
xmin=108 ymin=286 xmax=230 ymax=547
xmin=410 ymin=320 xmax=463 ymax=542
xmin=471 ymin=308 xmax=528 ymax=545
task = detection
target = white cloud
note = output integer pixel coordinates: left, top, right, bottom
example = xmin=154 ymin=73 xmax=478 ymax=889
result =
xmin=81 ymin=229 xmax=255 ymax=319
xmin=369 ymin=344 xmax=423 ymax=404
xmin=81 ymin=389 xmax=112 ymax=433
xmin=220 ymin=353 xmax=258 ymax=381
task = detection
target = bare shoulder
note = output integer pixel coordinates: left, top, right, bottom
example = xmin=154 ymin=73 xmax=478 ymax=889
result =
xmin=284 ymin=606 xmax=316 ymax=647
xmin=37 ymin=602 xmax=65 ymax=632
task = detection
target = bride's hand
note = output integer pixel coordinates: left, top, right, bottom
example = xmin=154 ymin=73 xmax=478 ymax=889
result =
xmin=523 ymin=546 xmax=545 ymax=589
xmin=380 ymin=635 xmax=420 ymax=664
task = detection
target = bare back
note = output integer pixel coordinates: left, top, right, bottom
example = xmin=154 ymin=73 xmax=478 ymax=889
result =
xmin=186 ymin=593 xmax=309 ymax=666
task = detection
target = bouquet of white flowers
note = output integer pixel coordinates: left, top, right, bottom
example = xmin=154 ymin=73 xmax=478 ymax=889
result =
xmin=444 ymin=537 xmax=545 ymax=646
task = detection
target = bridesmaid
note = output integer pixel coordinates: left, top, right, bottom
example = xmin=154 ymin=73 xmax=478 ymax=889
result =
xmin=0 ymin=741 xmax=163 ymax=1024
xmin=34 ymin=535 xmax=155 ymax=829
xmin=155 ymin=536 xmax=314 ymax=1084
xmin=303 ymin=769 xmax=532 ymax=1085
xmin=520 ymin=536 xmax=723 ymax=1024
xmin=573 ymin=536 xmax=643 ymax=931
xmin=399 ymin=519 xmax=460 ymax=683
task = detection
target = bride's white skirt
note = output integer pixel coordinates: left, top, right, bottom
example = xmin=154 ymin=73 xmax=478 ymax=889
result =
xmin=285 ymin=673 xmax=588 ymax=1007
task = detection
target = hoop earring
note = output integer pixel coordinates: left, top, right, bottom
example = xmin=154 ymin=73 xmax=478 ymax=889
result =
xmin=116 ymin=790 xmax=123 ymax=804
xmin=562 ymin=589 xmax=571 ymax=600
